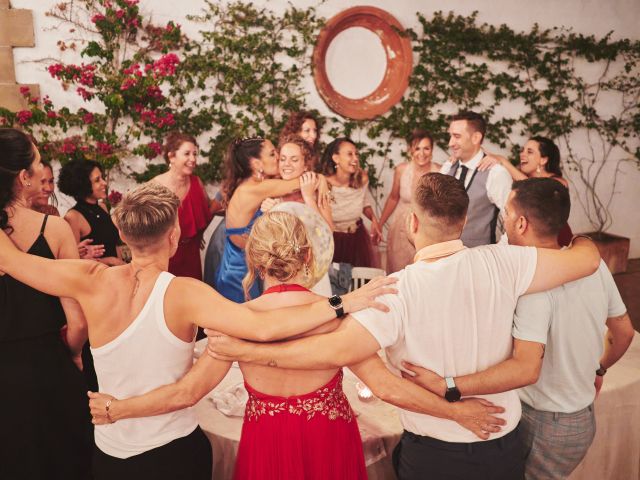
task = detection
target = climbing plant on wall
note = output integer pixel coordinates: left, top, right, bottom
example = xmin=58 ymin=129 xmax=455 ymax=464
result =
xmin=352 ymin=11 xmax=640 ymax=232
xmin=0 ymin=0 xmax=187 ymax=173
xmin=1 ymin=5 xmax=638 ymax=231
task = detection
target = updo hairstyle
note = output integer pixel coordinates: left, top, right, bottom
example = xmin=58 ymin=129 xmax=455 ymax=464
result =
xmin=242 ymin=211 xmax=315 ymax=300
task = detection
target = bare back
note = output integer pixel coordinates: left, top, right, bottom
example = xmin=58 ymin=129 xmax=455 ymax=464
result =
xmin=78 ymin=266 xmax=195 ymax=349
xmin=240 ymin=290 xmax=339 ymax=396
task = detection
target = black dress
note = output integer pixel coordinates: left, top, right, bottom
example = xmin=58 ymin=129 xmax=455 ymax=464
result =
xmin=71 ymin=200 xmax=121 ymax=391
xmin=0 ymin=215 xmax=92 ymax=479
xmin=71 ymin=200 xmax=120 ymax=258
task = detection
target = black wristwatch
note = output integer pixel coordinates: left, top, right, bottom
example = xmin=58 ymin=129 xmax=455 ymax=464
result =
xmin=445 ymin=376 xmax=461 ymax=403
xmin=595 ymin=364 xmax=607 ymax=377
xmin=328 ymin=295 xmax=345 ymax=318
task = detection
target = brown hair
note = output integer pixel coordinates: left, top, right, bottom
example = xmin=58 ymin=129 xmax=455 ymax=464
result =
xmin=279 ymin=111 xmax=322 ymax=149
xmin=414 ymin=173 xmax=469 ymax=230
xmin=511 ymin=177 xmax=570 ymax=237
xmin=278 ymin=134 xmax=315 ymax=172
xmin=320 ymin=137 xmax=366 ymax=189
xmin=242 ymin=211 xmax=315 ymax=300
xmin=162 ymin=131 xmax=198 ymax=164
xmin=408 ymin=129 xmax=434 ymax=151
xmin=220 ymin=137 xmax=266 ymax=205
xmin=449 ymin=111 xmax=487 ymax=141
xmin=112 ymin=182 xmax=180 ymax=248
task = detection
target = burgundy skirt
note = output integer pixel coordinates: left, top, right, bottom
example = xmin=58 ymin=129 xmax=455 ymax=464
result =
xmin=333 ymin=220 xmax=376 ymax=268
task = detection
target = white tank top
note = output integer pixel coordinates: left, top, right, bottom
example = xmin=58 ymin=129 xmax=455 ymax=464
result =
xmin=91 ymin=271 xmax=198 ymax=458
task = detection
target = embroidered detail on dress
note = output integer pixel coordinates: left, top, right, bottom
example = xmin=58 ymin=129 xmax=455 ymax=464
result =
xmin=245 ymin=372 xmax=354 ymax=423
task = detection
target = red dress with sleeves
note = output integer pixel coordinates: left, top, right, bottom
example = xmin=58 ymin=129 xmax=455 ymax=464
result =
xmin=168 ymin=175 xmax=211 ymax=280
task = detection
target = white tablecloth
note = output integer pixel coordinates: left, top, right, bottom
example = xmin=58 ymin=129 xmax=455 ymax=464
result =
xmin=196 ymin=333 xmax=640 ymax=480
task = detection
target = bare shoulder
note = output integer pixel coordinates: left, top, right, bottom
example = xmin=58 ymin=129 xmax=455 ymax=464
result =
xmin=396 ymin=162 xmax=409 ymax=174
xmin=63 ymin=208 xmax=82 ymax=222
xmin=166 ymin=276 xmax=214 ymax=306
xmin=150 ymin=173 xmax=170 ymax=187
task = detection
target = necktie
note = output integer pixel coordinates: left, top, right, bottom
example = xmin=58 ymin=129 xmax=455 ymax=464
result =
xmin=458 ymin=165 xmax=469 ymax=187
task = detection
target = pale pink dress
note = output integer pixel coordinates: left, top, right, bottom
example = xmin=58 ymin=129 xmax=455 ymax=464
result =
xmin=386 ymin=163 xmax=416 ymax=273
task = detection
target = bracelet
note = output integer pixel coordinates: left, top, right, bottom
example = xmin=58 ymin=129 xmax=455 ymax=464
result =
xmin=105 ymin=398 xmax=115 ymax=423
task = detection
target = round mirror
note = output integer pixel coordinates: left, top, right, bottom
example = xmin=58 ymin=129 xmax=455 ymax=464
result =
xmin=313 ymin=6 xmax=413 ymax=120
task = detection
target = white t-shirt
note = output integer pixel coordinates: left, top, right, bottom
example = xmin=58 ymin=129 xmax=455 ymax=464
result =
xmin=514 ymin=260 xmax=627 ymax=413
xmin=352 ymin=244 xmax=537 ymax=443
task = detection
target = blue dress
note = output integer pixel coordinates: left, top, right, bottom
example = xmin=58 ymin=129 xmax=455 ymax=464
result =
xmin=215 ymin=210 xmax=262 ymax=302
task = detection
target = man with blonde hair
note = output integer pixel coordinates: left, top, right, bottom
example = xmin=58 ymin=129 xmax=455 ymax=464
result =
xmin=0 ymin=182 xmax=396 ymax=479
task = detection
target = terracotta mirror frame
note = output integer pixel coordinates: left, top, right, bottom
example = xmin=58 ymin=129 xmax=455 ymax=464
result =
xmin=313 ymin=6 xmax=413 ymax=120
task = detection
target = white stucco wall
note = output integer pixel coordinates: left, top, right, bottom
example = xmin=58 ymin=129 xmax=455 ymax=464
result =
xmin=10 ymin=0 xmax=640 ymax=257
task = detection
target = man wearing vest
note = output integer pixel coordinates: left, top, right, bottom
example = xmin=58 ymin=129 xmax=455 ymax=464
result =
xmin=403 ymin=178 xmax=635 ymax=479
xmin=206 ymin=173 xmax=603 ymax=480
xmin=441 ymin=111 xmax=513 ymax=246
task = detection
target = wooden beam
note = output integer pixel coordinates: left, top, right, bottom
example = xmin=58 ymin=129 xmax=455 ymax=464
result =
xmin=0 ymin=46 xmax=16 ymax=83
xmin=0 ymin=8 xmax=35 ymax=47
xmin=0 ymin=84 xmax=39 ymax=112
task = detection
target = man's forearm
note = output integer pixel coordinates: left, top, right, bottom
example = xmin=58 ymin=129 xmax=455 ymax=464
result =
xmin=455 ymin=358 xmax=540 ymax=396
xmin=108 ymin=356 xmax=230 ymax=421
xmin=242 ymin=333 xmax=351 ymax=370
xmin=600 ymin=315 xmax=635 ymax=369
xmin=350 ymin=356 xmax=456 ymax=419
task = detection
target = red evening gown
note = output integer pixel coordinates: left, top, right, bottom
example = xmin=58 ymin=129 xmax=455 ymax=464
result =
xmin=234 ymin=370 xmax=367 ymax=480
xmin=168 ymin=175 xmax=211 ymax=280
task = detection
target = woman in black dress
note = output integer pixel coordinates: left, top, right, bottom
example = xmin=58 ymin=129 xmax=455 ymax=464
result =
xmin=58 ymin=158 xmax=123 ymax=391
xmin=58 ymin=159 xmax=123 ymax=266
xmin=0 ymin=128 xmax=92 ymax=479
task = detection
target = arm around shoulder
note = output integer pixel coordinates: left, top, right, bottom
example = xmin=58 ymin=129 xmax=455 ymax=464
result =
xmin=526 ymin=237 xmax=600 ymax=294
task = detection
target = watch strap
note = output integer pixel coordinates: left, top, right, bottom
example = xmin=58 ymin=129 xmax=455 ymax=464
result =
xmin=445 ymin=376 xmax=456 ymax=389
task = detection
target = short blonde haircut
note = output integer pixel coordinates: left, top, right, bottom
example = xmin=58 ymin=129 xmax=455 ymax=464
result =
xmin=242 ymin=211 xmax=315 ymax=300
xmin=112 ymin=182 xmax=180 ymax=248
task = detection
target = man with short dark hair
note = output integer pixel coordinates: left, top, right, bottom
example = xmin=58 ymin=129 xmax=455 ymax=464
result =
xmin=207 ymin=173 xmax=602 ymax=480
xmin=404 ymin=177 xmax=634 ymax=479
xmin=442 ymin=111 xmax=512 ymax=246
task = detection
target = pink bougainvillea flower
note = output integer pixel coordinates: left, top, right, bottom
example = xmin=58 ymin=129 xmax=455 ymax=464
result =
xmin=16 ymin=110 xmax=32 ymax=124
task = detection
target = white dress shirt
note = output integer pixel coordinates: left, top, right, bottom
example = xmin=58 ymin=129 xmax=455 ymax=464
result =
xmin=440 ymin=149 xmax=512 ymax=210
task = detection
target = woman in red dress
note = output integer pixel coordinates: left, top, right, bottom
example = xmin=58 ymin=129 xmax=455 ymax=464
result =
xmin=234 ymin=211 xmax=367 ymax=480
xmin=151 ymin=132 xmax=214 ymax=280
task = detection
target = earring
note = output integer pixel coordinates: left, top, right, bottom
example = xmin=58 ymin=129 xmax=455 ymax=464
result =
xmin=304 ymin=263 xmax=311 ymax=277
xmin=255 ymin=169 xmax=264 ymax=182
xmin=26 ymin=182 xmax=32 ymax=187
xmin=536 ymin=165 xmax=541 ymax=174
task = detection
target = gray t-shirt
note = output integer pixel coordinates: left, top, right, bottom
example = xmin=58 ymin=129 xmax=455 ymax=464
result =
xmin=514 ymin=260 xmax=627 ymax=413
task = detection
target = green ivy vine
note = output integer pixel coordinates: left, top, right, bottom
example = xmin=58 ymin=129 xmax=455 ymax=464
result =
xmin=1 ymin=4 xmax=637 ymax=232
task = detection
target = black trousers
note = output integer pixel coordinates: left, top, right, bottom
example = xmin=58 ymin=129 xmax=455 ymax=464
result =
xmin=92 ymin=427 xmax=212 ymax=480
xmin=393 ymin=426 xmax=525 ymax=480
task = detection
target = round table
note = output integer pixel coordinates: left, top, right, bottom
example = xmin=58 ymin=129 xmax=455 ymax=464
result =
xmin=195 ymin=333 xmax=640 ymax=480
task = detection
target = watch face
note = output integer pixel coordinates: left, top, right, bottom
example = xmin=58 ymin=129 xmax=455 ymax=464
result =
xmin=445 ymin=388 xmax=461 ymax=403
xmin=329 ymin=295 xmax=342 ymax=308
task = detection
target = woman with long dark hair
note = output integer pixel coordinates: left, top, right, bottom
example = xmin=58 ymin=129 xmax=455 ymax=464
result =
xmin=320 ymin=138 xmax=381 ymax=268
xmin=0 ymin=128 xmax=92 ymax=479
xmin=215 ymin=137 xmax=312 ymax=302
xmin=483 ymin=136 xmax=572 ymax=245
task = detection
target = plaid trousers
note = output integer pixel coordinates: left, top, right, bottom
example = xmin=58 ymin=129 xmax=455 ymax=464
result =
xmin=520 ymin=402 xmax=596 ymax=480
